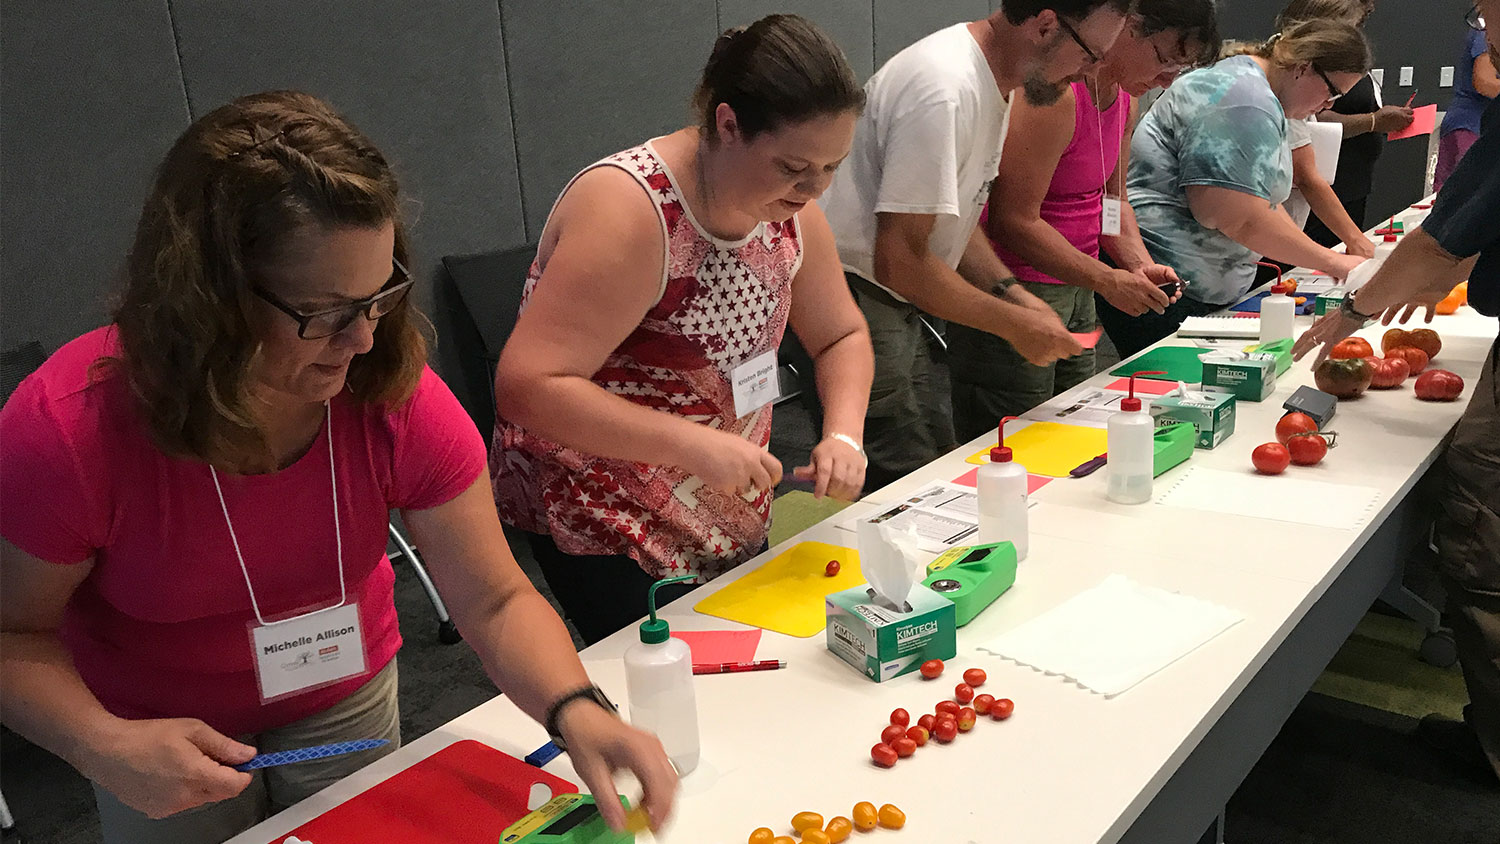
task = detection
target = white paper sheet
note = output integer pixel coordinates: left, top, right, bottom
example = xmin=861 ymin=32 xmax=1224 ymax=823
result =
xmin=1155 ymin=466 xmax=1383 ymax=530
xmin=1023 ymin=387 xmax=1130 ymax=429
xmin=839 ymin=482 xmax=981 ymax=552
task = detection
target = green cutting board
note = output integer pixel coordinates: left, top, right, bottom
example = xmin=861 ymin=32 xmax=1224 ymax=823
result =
xmin=1110 ymin=346 xmax=1211 ymax=384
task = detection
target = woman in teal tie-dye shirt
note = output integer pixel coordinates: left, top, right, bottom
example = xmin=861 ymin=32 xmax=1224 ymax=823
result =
xmin=1101 ymin=19 xmax=1371 ymax=356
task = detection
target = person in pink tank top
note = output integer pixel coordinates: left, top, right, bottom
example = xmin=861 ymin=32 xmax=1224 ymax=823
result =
xmin=491 ymin=15 xmax=875 ymax=645
xmin=0 ymin=92 xmax=676 ymax=842
xmin=949 ymin=0 xmax=1220 ymax=436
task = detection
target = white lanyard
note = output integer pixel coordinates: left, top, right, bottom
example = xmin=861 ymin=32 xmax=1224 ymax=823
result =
xmin=1092 ymin=79 xmax=1124 ymax=200
xmin=210 ymin=401 xmax=347 ymax=626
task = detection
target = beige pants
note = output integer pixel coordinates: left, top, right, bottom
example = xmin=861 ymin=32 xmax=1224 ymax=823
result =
xmin=94 ymin=659 xmax=401 ymax=844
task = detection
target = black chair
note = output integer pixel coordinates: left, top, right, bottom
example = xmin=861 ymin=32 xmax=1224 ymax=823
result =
xmin=438 ymin=245 xmax=538 ymax=438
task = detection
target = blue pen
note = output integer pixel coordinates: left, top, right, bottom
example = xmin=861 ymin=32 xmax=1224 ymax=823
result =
xmin=525 ymin=740 xmax=562 ymax=768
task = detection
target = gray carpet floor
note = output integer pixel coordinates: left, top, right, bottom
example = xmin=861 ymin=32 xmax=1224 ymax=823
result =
xmin=5 ymin=331 xmax=1498 ymax=842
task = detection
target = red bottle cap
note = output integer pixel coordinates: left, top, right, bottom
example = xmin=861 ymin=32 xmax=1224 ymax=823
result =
xmin=991 ymin=416 xmax=1018 ymax=462
xmin=1122 ymin=370 xmax=1165 ymax=413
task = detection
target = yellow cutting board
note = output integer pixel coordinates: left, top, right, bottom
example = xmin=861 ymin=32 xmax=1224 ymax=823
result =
xmin=964 ymin=421 xmax=1109 ymax=478
xmin=694 ymin=541 xmax=862 ymax=638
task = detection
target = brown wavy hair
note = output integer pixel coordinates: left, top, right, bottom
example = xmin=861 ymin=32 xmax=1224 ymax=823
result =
xmin=112 ymin=90 xmax=426 ymax=472
xmin=1221 ymin=18 xmax=1372 ymax=75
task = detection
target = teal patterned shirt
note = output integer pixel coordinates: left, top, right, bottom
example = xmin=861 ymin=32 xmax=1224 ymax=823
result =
xmin=1128 ymin=56 xmax=1292 ymax=305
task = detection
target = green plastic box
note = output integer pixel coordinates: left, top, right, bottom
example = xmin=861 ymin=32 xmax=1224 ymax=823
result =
xmin=1152 ymin=422 xmax=1196 ymax=476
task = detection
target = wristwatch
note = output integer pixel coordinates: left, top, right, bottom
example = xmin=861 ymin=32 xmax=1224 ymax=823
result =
xmin=1339 ymin=288 xmax=1377 ymax=322
xmin=544 ymin=685 xmax=618 ymax=750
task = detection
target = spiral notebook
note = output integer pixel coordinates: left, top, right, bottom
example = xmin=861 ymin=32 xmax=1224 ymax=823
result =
xmin=1176 ymin=315 xmax=1261 ymax=340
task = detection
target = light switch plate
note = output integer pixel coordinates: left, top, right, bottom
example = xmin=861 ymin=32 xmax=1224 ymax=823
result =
xmin=1399 ymin=66 xmax=1415 ymax=86
xmin=1440 ymin=66 xmax=1455 ymax=87
xmin=1371 ymin=68 xmax=1385 ymax=87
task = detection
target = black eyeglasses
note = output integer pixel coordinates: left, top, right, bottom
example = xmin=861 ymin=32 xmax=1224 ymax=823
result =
xmin=1467 ymin=5 xmax=1486 ymax=30
xmin=1312 ymin=65 xmax=1347 ymax=103
xmin=253 ymin=258 xmax=414 ymax=340
xmin=1057 ymin=16 xmax=1103 ymax=65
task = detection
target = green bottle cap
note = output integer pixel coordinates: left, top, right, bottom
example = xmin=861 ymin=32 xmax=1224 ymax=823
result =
xmin=640 ymin=575 xmax=697 ymax=644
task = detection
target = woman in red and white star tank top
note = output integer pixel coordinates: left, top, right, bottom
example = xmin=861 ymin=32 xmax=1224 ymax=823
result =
xmin=491 ymin=15 xmax=876 ymax=644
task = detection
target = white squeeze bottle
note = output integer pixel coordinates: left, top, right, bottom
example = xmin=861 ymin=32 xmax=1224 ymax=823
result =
xmin=1107 ymin=373 xmax=1157 ymax=505
xmin=977 ymin=416 xmax=1029 ymax=561
xmin=624 ymin=575 xmax=700 ymax=774
xmin=1260 ymin=284 xmax=1295 ymax=344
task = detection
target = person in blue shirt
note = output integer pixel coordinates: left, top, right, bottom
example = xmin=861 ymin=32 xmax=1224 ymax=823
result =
xmin=1295 ymin=1 xmax=1500 ymax=786
xmin=1435 ymin=27 xmax=1498 ymax=192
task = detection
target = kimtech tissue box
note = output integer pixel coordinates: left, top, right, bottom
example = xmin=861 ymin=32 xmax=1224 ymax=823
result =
xmin=1201 ymin=351 xmax=1278 ymax=402
xmin=1151 ymin=390 xmax=1237 ymax=449
xmin=826 ymin=583 xmax=956 ymax=683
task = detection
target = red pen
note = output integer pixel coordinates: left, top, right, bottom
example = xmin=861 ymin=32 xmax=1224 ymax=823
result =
xmin=1404 ymin=90 xmax=1418 ymax=108
xmin=693 ymin=659 xmax=786 ymax=675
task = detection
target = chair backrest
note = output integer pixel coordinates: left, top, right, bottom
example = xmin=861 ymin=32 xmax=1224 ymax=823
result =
xmin=439 ymin=245 xmax=538 ymax=436
xmin=1 ymin=341 xmax=48 ymax=407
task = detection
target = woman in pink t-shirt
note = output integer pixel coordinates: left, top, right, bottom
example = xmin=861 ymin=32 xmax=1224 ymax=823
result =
xmin=0 ymin=92 xmax=675 ymax=842
xmin=949 ymin=0 xmax=1217 ymax=437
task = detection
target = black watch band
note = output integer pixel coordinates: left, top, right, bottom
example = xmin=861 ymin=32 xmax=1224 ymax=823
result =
xmin=544 ymin=685 xmax=618 ymax=750
xmin=1340 ymin=288 xmax=1377 ymax=321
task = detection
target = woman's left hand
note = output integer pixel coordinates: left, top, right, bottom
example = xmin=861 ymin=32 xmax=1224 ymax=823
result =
xmin=558 ymin=703 xmax=679 ymax=832
xmin=793 ymin=435 xmax=866 ymax=501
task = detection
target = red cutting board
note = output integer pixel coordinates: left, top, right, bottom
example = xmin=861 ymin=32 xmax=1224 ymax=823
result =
xmin=274 ymin=740 xmax=575 ymax=843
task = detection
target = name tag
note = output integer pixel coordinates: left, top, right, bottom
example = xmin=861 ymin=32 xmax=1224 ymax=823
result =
xmin=1101 ymin=197 xmax=1123 ymax=237
xmin=731 ymin=350 xmax=780 ymax=419
xmin=250 ymin=603 xmax=367 ymax=702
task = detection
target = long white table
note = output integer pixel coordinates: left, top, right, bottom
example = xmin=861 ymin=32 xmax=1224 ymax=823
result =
xmin=231 ymin=201 xmax=1496 ymax=844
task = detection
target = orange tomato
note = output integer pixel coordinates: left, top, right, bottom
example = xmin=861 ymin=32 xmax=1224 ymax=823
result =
xmin=878 ymin=804 xmax=907 ymax=830
xmin=1435 ymin=282 xmax=1468 ymax=315
xmin=791 ymin=812 xmax=824 ymax=834
xmin=852 ymin=802 xmax=879 ymax=832
xmin=824 ymin=817 xmax=853 ymax=843
xmin=801 ymin=830 xmax=831 ymax=844
xmin=749 ymin=830 xmax=775 ymax=844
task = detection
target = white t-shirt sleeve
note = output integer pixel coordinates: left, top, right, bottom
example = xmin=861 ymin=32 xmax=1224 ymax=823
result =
xmin=872 ymin=96 xmax=965 ymax=218
xmin=1287 ymin=117 xmax=1314 ymax=151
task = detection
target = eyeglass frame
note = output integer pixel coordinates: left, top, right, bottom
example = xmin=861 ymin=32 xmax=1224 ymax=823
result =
xmin=252 ymin=257 xmax=415 ymax=340
xmin=1467 ymin=5 xmax=1486 ymax=31
xmin=1311 ymin=64 xmax=1348 ymax=103
xmin=1057 ymin=15 xmax=1104 ymax=65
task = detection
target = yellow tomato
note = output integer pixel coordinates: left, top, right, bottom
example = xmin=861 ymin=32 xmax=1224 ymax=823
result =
xmin=790 ymin=812 xmax=824 ymax=833
xmin=852 ymin=802 xmax=878 ymax=832
xmin=824 ymin=816 xmax=853 ymax=843
xmin=878 ymin=804 xmax=907 ymax=830
xmin=749 ymin=829 xmax=775 ymax=844
xmin=801 ymin=831 xmax=831 ymax=844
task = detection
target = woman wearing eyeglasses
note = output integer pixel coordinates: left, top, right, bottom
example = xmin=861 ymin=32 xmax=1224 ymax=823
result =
xmin=0 ymin=91 xmax=676 ymax=843
xmin=1101 ymin=18 xmax=1373 ymax=356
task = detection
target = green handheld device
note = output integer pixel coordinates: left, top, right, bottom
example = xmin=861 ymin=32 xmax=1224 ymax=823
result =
xmin=921 ymin=542 xmax=1017 ymax=626
xmin=499 ymin=794 xmax=635 ymax=844
xmin=1152 ymin=422 xmax=1195 ymax=477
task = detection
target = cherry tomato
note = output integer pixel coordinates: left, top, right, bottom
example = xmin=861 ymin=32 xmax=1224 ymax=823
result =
xmin=824 ymin=817 xmax=853 ymax=844
xmin=1275 ymin=412 xmax=1319 ymax=445
xmin=852 ymin=802 xmax=879 ymax=832
xmin=791 ymin=812 xmax=824 ymax=834
xmin=1252 ymin=442 xmax=1290 ymax=475
xmin=889 ymin=708 xmax=910 ymax=727
xmin=957 ymin=706 xmax=977 ymax=732
xmin=906 ymin=725 xmax=929 ymax=746
xmin=936 ymin=700 xmax=961 ymax=717
xmin=963 ymin=668 xmax=987 ymax=687
xmin=1286 ymin=432 xmax=1329 ymax=466
xmin=870 ymin=743 xmax=897 ymax=768
xmin=954 ymin=683 xmax=975 ymax=703
xmin=749 ymin=829 xmax=774 ymax=844
xmin=878 ymin=804 xmax=907 ymax=830
xmin=880 ymin=725 xmax=906 ymax=745
xmin=771 ymin=838 xmax=794 ymax=844
xmin=973 ymin=693 xmax=996 ymax=715
xmin=824 ymin=559 xmax=840 ymax=577
xmin=916 ymin=713 xmax=936 ymax=732
xmin=933 ymin=717 xmax=958 ymax=742
xmin=919 ymin=659 xmax=944 ymax=679
xmin=991 ymin=698 xmax=1015 ymax=720
xmin=892 ymin=736 xmax=917 ymax=757
xmin=801 ymin=831 xmax=830 ymax=844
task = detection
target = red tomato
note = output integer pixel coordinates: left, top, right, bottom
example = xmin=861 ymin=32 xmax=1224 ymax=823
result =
xmin=954 ymin=683 xmax=975 ymax=704
xmin=1366 ymin=356 xmax=1410 ymax=389
xmin=1314 ymin=357 xmax=1374 ymax=399
xmin=932 ymin=718 xmax=958 ymax=743
xmin=956 ymin=707 xmax=977 ymax=732
xmin=1275 ymin=412 xmax=1319 ymax=445
xmin=1415 ymin=369 xmax=1465 ymax=401
xmin=880 ymin=725 xmax=906 ymax=745
xmin=991 ymin=698 xmax=1015 ymax=720
xmin=824 ymin=559 xmax=840 ymax=577
xmin=1385 ymin=327 xmax=1442 ymax=359
xmin=1286 ymin=433 xmax=1329 ymax=466
xmin=889 ymin=708 xmax=910 ymax=727
xmin=963 ymin=668 xmax=987 ymax=687
xmin=1252 ymin=442 xmax=1290 ymax=475
xmin=935 ymin=700 xmax=961 ymax=718
xmin=1329 ymin=337 xmax=1373 ymax=359
xmin=891 ymin=737 xmax=917 ymax=758
xmin=919 ymin=659 xmax=944 ymax=679
xmin=1386 ymin=345 xmax=1429 ymax=374
xmin=972 ymin=694 xmax=996 ymax=715
xmin=906 ymin=725 xmax=929 ymax=746
xmin=916 ymin=713 xmax=936 ymax=732
xmin=870 ymin=743 xmax=898 ymax=768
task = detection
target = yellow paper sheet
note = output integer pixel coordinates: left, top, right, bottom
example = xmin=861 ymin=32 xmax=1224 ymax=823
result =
xmin=964 ymin=421 xmax=1109 ymax=478
xmin=693 ymin=541 xmax=862 ymax=638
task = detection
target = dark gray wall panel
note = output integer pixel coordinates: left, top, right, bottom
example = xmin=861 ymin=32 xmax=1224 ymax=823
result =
xmin=168 ymin=0 xmax=527 ymax=273
xmin=503 ymin=0 xmax=719 ymax=236
xmin=874 ymin=0 xmax=990 ymax=66
xmin=718 ymin=0 xmax=877 ymax=81
xmin=0 ymin=1 xmax=190 ymax=352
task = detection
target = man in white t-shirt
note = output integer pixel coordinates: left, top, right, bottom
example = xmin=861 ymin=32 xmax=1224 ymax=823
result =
xmin=820 ymin=0 xmax=1131 ymax=488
